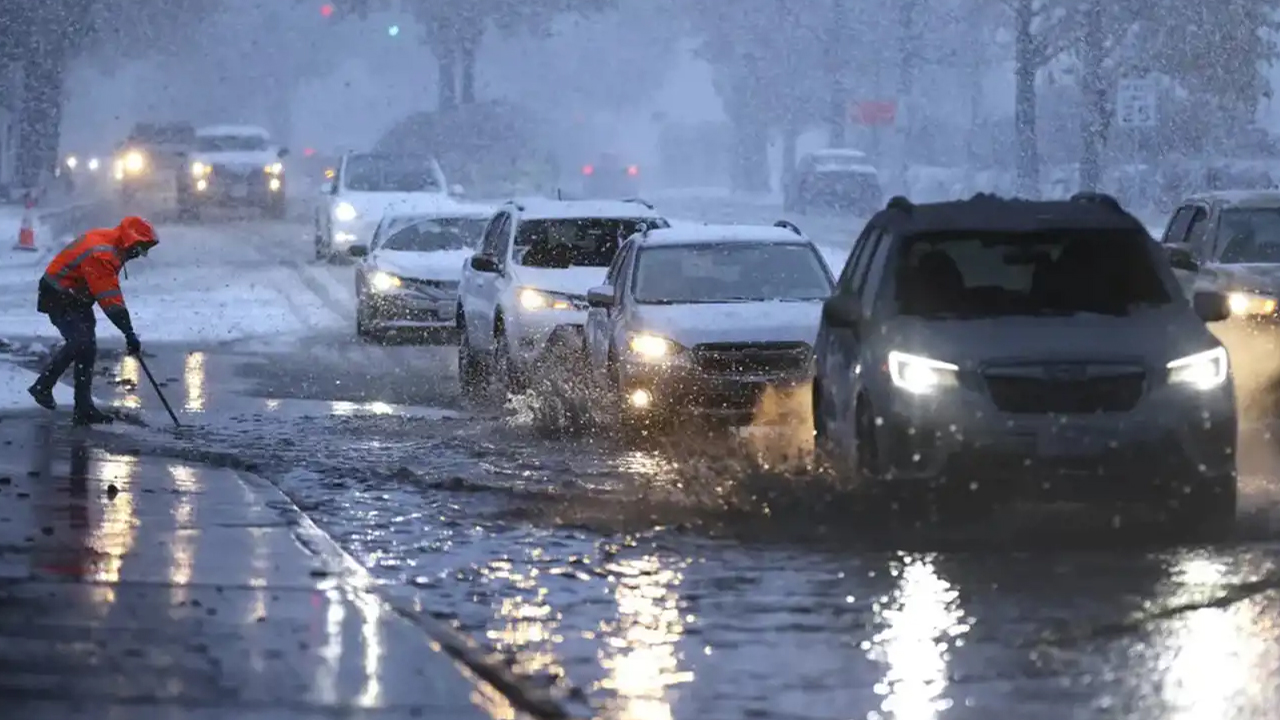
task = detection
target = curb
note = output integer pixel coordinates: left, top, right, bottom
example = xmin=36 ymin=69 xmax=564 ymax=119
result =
xmin=232 ymin=468 xmax=588 ymax=720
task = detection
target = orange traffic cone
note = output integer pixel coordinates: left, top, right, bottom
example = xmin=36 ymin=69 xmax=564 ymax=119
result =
xmin=13 ymin=197 xmax=36 ymax=251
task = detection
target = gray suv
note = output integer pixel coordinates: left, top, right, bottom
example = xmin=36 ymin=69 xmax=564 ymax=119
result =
xmin=811 ymin=193 xmax=1237 ymax=533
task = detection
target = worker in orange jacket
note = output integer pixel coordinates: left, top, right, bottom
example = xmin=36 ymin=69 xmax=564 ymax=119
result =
xmin=28 ymin=216 xmax=158 ymax=425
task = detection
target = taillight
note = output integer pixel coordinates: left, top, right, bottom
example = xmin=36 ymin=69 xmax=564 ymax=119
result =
xmin=627 ymin=165 xmax=639 ymax=176
xmin=582 ymin=164 xmax=594 ymax=175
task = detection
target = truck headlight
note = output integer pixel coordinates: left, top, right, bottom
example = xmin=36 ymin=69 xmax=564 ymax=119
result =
xmin=370 ymin=271 xmax=402 ymax=292
xmin=518 ymin=287 xmax=573 ymax=311
xmin=191 ymin=161 xmax=209 ymax=178
xmin=264 ymin=162 xmax=283 ymax=175
xmin=628 ymin=333 xmax=677 ymax=361
xmin=333 ymin=202 xmax=357 ymax=222
xmin=1227 ymin=291 xmax=1277 ymax=316
xmin=123 ymin=150 xmax=145 ymax=173
xmin=1167 ymin=347 xmax=1229 ymax=390
xmin=888 ymin=351 xmax=959 ymax=394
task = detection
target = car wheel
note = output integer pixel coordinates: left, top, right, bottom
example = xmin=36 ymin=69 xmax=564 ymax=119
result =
xmin=493 ymin=320 xmax=527 ymax=394
xmin=457 ymin=313 xmax=488 ymax=397
xmin=1166 ymin=475 xmax=1237 ymax=539
xmin=854 ymin=397 xmax=885 ymax=480
xmin=314 ymin=230 xmax=327 ymax=261
xmin=355 ymin=297 xmax=382 ymax=342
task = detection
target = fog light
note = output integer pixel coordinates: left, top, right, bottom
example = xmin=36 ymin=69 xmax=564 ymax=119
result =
xmin=629 ymin=389 xmax=652 ymax=408
xmin=268 ymin=177 xmax=281 ymax=191
xmin=195 ymin=179 xmax=208 ymax=191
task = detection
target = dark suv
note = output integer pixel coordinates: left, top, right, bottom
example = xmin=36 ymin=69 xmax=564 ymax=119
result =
xmin=811 ymin=193 xmax=1237 ymax=533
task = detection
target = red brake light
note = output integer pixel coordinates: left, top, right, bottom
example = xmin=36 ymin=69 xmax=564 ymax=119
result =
xmin=582 ymin=164 xmax=594 ymax=175
xmin=303 ymin=147 xmax=316 ymax=157
xmin=627 ymin=165 xmax=639 ymax=176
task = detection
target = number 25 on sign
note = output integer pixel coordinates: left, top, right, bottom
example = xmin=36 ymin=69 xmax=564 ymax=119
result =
xmin=1116 ymin=78 xmax=1156 ymax=128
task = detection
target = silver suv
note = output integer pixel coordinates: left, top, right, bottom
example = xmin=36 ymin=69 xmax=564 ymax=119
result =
xmin=812 ymin=193 xmax=1237 ymax=533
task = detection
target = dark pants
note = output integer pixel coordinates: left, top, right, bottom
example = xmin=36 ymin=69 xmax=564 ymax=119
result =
xmin=34 ymin=303 xmax=97 ymax=410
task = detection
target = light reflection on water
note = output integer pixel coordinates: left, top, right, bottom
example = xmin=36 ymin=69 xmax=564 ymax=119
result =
xmin=863 ymin=553 xmax=967 ymax=720
xmin=183 ymin=351 xmax=206 ymax=412
xmin=598 ymin=555 xmax=692 ymax=720
xmin=87 ymin=452 xmax=139 ymax=607
xmin=486 ymin=560 xmax=568 ymax=682
xmin=114 ymin=355 xmax=141 ymax=410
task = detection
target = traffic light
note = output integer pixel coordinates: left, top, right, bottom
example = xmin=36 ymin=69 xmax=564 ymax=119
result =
xmin=320 ymin=3 xmax=334 ymax=17
xmin=388 ymin=25 xmax=400 ymax=36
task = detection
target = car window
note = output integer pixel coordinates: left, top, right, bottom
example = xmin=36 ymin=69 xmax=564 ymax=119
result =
xmin=611 ymin=243 xmax=635 ymax=301
xmin=837 ymin=226 xmax=876 ymax=289
xmin=382 ymin=218 xmax=486 ymax=252
xmin=196 ymin=135 xmax=266 ymax=152
xmin=851 ymin=230 xmax=885 ymax=296
xmin=493 ymin=215 xmax=514 ymax=263
xmin=513 ymin=218 xmax=648 ymax=268
xmin=631 ymin=242 xmax=833 ymax=304
xmin=343 ymin=154 xmax=441 ymax=192
xmin=1185 ymin=208 xmax=1212 ymax=254
xmin=605 ymin=240 xmax=630 ymax=285
xmin=480 ymin=212 xmax=507 ymax=255
xmin=1216 ymin=207 xmax=1280 ymax=263
xmin=893 ymin=229 xmax=1173 ymax=318
xmin=859 ymin=231 xmax=896 ymax=308
xmin=1162 ymin=206 xmax=1196 ymax=244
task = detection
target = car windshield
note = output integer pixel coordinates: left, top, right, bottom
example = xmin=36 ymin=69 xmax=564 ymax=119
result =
xmin=1217 ymin=208 xmax=1280 ymax=263
xmin=344 ymin=155 xmax=441 ymax=192
xmin=381 ymin=218 xmax=486 ymax=252
xmin=633 ymin=242 xmax=833 ymax=304
xmin=131 ymin=124 xmax=194 ymax=145
xmin=196 ymin=135 xmax=267 ymax=152
xmin=895 ymin=230 xmax=1172 ymax=317
xmin=514 ymin=218 xmax=648 ymax=268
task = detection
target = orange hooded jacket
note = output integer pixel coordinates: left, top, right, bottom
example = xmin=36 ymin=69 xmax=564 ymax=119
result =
xmin=42 ymin=216 xmax=157 ymax=314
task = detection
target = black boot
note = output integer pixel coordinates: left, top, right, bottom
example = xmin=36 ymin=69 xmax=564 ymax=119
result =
xmin=27 ymin=383 xmax=56 ymax=410
xmin=71 ymin=406 xmax=115 ymax=427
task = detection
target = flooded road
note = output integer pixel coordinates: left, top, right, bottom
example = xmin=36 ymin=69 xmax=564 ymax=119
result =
xmin=7 ymin=208 xmax=1280 ymax=719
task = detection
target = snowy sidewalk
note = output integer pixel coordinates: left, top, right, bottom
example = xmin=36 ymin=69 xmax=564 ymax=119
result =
xmin=0 ymin=406 xmax=525 ymax=718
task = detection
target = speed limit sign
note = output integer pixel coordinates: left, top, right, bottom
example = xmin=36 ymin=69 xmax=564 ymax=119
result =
xmin=1116 ymin=78 xmax=1156 ymax=127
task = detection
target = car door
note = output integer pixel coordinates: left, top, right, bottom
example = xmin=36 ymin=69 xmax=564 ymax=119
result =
xmin=586 ymin=241 xmax=632 ymax=375
xmin=818 ymin=225 xmax=885 ymax=423
xmin=489 ymin=214 xmax=517 ymax=325
xmin=462 ymin=211 xmax=508 ymax=348
xmin=1162 ymin=204 xmax=1204 ymax=293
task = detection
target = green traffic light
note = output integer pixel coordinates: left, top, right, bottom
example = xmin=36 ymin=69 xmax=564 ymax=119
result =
xmin=388 ymin=25 xmax=400 ymax=36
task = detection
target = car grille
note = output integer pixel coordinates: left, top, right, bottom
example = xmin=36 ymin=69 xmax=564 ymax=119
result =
xmin=693 ymin=342 xmax=811 ymax=376
xmin=212 ymin=164 xmax=261 ymax=182
xmin=983 ymin=366 xmax=1146 ymax=413
xmin=401 ymin=278 xmax=458 ymax=299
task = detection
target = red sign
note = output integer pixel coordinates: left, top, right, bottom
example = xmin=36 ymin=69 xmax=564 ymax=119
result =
xmin=851 ymin=101 xmax=897 ymax=126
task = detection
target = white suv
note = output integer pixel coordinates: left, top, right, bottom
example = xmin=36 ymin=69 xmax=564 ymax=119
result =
xmin=457 ymin=198 xmax=669 ymax=394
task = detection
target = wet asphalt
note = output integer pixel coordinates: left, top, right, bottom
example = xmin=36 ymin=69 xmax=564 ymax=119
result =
xmin=7 ymin=202 xmax=1280 ymax=719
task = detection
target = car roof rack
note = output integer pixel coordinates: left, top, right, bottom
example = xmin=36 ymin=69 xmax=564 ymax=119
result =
xmin=504 ymin=199 xmax=526 ymax=212
xmin=886 ymin=195 xmax=914 ymax=212
xmin=773 ymin=219 xmax=803 ymax=235
xmin=622 ymin=197 xmax=655 ymax=210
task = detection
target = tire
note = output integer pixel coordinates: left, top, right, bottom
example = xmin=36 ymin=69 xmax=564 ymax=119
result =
xmin=355 ymin=296 xmax=381 ymax=342
xmin=492 ymin=320 xmax=527 ymax=394
xmin=854 ymin=397 xmax=883 ymax=480
xmin=457 ymin=311 xmax=487 ymax=397
xmin=315 ymin=228 xmax=330 ymax=262
xmin=1166 ymin=475 xmax=1237 ymax=539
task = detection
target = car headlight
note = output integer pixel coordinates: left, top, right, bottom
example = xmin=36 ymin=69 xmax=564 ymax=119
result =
xmin=1227 ymin=291 xmax=1278 ymax=316
xmin=1167 ymin=347 xmax=1229 ymax=390
xmin=887 ymin=351 xmax=959 ymax=394
xmin=87 ymin=157 xmax=100 ymax=171
xmin=369 ymin=271 xmax=402 ymax=292
xmin=65 ymin=155 xmax=77 ymax=170
xmin=628 ymin=333 xmax=678 ymax=361
xmin=518 ymin=287 xmax=574 ymax=311
xmin=123 ymin=150 xmax=145 ymax=173
xmin=191 ymin=162 xmax=209 ymax=178
xmin=264 ymin=162 xmax=283 ymax=175
xmin=333 ymin=202 xmax=358 ymax=222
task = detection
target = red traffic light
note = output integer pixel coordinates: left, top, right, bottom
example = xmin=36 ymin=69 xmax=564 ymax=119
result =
xmin=627 ymin=165 xmax=639 ymax=176
xmin=581 ymin=164 xmax=594 ymax=176
xmin=320 ymin=3 xmax=334 ymax=17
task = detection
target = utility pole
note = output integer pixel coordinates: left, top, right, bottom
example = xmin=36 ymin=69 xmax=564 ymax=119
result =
xmin=826 ymin=0 xmax=848 ymax=147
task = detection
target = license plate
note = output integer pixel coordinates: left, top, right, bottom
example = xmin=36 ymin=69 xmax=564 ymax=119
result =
xmin=1036 ymin=427 xmax=1099 ymax=457
xmin=437 ymin=305 xmax=455 ymax=320
xmin=229 ymin=184 xmax=247 ymax=199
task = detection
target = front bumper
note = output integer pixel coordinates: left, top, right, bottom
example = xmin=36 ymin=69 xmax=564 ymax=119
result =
xmin=875 ymin=382 xmax=1237 ymax=500
xmin=619 ymin=359 xmax=809 ymax=417
xmin=363 ymin=287 xmax=458 ymax=329
xmin=187 ymin=172 xmax=284 ymax=205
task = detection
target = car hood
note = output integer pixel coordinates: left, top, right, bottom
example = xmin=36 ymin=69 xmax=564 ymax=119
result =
xmin=634 ymin=301 xmax=823 ymax=347
xmin=374 ymin=249 xmax=470 ymax=282
xmin=883 ymin=309 xmax=1217 ymax=368
xmin=338 ymin=191 xmax=456 ymax=220
xmin=511 ymin=266 xmax=607 ymax=298
xmin=1205 ymin=264 xmax=1280 ymax=293
xmin=190 ymin=149 xmax=280 ymax=167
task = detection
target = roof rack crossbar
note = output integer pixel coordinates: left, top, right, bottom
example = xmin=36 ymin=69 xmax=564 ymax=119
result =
xmin=773 ymin=219 xmax=803 ymax=235
xmin=622 ymin=197 xmax=655 ymax=210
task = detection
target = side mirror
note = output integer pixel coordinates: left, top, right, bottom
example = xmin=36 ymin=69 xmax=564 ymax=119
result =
xmin=469 ymin=254 xmax=499 ymax=273
xmin=450 ymin=184 xmax=466 ymax=197
xmin=1166 ymin=244 xmax=1200 ymax=272
xmin=1192 ymin=290 xmax=1231 ymax=323
xmin=587 ymin=285 xmax=615 ymax=308
xmin=348 ymin=244 xmax=368 ymax=258
xmin=319 ymin=181 xmax=334 ymax=194
xmin=277 ymin=147 xmax=290 ymax=159
xmin=822 ymin=295 xmax=861 ymax=328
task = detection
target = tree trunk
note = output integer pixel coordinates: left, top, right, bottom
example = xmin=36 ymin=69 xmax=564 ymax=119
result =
xmin=1077 ymin=0 xmax=1105 ymax=192
xmin=460 ymin=36 xmax=477 ymax=105
xmin=896 ymin=0 xmax=918 ymax=194
xmin=17 ymin=51 xmax=63 ymax=190
xmin=436 ymin=39 xmax=457 ymax=110
xmin=1013 ymin=0 xmax=1040 ymax=197
xmin=825 ymin=0 xmax=848 ymax=147
xmin=781 ymin=121 xmax=798 ymax=190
